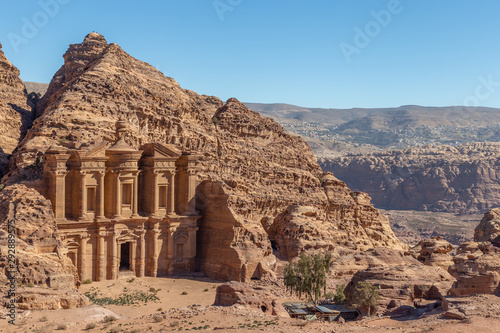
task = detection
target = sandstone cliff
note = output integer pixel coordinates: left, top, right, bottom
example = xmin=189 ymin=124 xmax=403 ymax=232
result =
xmin=1 ymin=33 xmax=403 ymax=283
xmin=0 ymin=42 xmax=33 ymax=176
xmin=320 ymin=143 xmax=500 ymax=215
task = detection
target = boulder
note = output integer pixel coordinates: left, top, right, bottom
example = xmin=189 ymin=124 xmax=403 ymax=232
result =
xmin=409 ymin=237 xmax=454 ymax=271
xmin=214 ymin=282 xmax=288 ymax=317
xmin=344 ymin=253 xmax=455 ymax=315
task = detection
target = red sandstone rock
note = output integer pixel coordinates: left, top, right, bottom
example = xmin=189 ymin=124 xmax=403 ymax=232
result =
xmin=409 ymin=237 xmax=454 ymax=271
xmin=474 ymin=208 xmax=500 ymax=242
xmin=343 ymin=250 xmax=455 ymax=315
xmin=214 ymin=281 xmax=288 ymax=317
xmin=0 ymin=42 xmax=33 ymax=176
xmin=448 ymin=242 xmax=500 ymax=296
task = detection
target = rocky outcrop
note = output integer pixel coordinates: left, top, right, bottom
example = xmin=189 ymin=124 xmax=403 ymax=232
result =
xmin=0 ymin=42 xmax=33 ymax=176
xmin=330 ymin=247 xmax=415 ymax=278
xmin=475 ymin=208 xmax=500 ymax=242
xmin=343 ymin=249 xmax=455 ymax=314
xmin=9 ymin=287 xmax=88 ymax=310
xmin=2 ymin=33 xmax=403 ymax=283
xmin=320 ymin=143 xmax=500 ymax=215
xmin=409 ymin=237 xmax=454 ymax=271
xmin=214 ymin=282 xmax=288 ymax=317
xmin=448 ymin=242 xmax=500 ymax=296
xmin=0 ymin=184 xmax=59 ymax=250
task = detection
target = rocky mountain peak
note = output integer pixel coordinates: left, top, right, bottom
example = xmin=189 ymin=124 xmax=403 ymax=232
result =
xmin=83 ymin=32 xmax=107 ymax=44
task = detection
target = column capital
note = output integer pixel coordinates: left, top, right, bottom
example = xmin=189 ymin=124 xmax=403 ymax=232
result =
xmin=79 ymin=232 xmax=90 ymax=239
xmin=51 ymin=169 xmax=68 ymax=177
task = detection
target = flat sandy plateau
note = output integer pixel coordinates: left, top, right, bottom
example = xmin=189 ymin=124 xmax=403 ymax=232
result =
xmin=1 ymin=276 xmax=500 ymax=332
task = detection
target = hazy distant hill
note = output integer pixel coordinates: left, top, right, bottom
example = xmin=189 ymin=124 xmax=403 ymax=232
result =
xmin=245 ymin=103 xmax=500 ymax=157
xmin=24 ymin=81 xmax=49 ymax=96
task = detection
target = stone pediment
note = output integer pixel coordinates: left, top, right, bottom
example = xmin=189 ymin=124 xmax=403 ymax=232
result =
xmin=141 ymin=143 xmax=181 ymax=159
xmin=79 ymin=141 xmax=109 ymax=158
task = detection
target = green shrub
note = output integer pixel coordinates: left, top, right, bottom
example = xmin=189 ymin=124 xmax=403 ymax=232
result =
xmin=349 ymin=281 xmax=380 ymax=316
xmin=334 ymin=283 xmax=346 ymax=303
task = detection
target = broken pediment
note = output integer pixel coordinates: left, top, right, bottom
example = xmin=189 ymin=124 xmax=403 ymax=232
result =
xmin=141 ymin=143 xmax=181 ymax=159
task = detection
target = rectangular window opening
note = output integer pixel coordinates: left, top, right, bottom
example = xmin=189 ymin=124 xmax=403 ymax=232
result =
xmin=122 ymin=183 xmax=132 ymax=205
xmin=87 ymin=187 xmax=96 ymax=212
xmin=159 ymin=185 xmax=167 ymax=208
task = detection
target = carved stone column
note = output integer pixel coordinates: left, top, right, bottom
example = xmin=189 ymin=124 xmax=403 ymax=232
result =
xmin=153 ymin=170 xmax=160 ymax=216
xmin=137 ymin=226 xmax=146 ymax=277
xmin=79 ymin=233 xmax=89 ymax=281
xmin=79 ymin=171 xmax=88 ymax=221
xmin=44 ymin=150 xmax=70 ymax=221
xmin=168 ymin=171 xmax=176 ymax=214
xmin=53 ymin=170 xmax=68 ymax=221
xmin=110 ymin=230 xmax=118 ymax=280
xmin=114 ymin=171 xmax=122 ymax=219
xmin=148 ymin=226 xmax=160 ymax=277
xmin=132 ymin=171 xmax=140 ymax=218
xmin=186 ymin=168 xmax=197 ymax=215
xmin=167 ymin=224 xmax=178 ymax=275
xmin=97 ymin=230 xmax=106 ymax=281
xmin=130 ymin=241 xmax=136 ymax=274
xmin=97 ymin=171 xmax=106 ymax=220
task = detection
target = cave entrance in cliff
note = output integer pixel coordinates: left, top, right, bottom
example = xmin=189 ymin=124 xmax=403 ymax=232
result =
xmin=120 ymin=242 xmax=131 ymax=271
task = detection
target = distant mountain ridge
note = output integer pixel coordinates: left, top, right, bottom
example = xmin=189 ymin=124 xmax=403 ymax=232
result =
xmin=245 ymin=103 xmax=500 ymax=157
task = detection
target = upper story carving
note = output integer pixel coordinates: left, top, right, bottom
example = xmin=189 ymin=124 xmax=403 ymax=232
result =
xmin=43 ymin=121 xmax=199 ymax=222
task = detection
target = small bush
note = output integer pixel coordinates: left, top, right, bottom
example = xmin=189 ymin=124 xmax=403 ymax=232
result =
xmin=57 ymin=324 xmax=67 ymax=330
xmin=103 ymin=315 xmax=117 ymax=323
xmin=334 ymin=283 xmax=346 ymax=303
xmin=170 ymin=320 xmax=180 ymax=327
xmin=85 ymin=322 xmax=96 ymax=330
xmin=0 ymin=184 xmax=5 ymax=191
xmin=157 ymin=307 xmax=162 ymax=311
xmin=127 ymin=278 xmax=135 ymax=283
xmin=203 ymin=288 xmax=209 ymax=292
xmin=82 ymin=279 xmax=92 ymax=284
xmin=181 ymin=291 xmax=188 ymax=295
xmin=27 ymin=282 xmax=35 ymax=288
xmin=153 ymin=315 xmax=163 ymax=323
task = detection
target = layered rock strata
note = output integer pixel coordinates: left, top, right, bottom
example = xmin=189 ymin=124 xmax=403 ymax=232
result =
xmin=320 ymin=143 xmax=500 ymax=215
xmin=448 ymin=241 xmax=500 ymax=296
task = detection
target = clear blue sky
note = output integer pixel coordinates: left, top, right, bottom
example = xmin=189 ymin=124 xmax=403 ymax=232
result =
xmin=1 ymin=0 xmax=500 ymax=109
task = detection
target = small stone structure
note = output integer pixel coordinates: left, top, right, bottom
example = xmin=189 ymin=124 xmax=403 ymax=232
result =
xmin=43 ymin=121 xmax=199 ymax=281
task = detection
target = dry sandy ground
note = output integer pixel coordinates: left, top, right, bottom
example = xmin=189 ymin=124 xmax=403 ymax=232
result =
xmin=1 ymin=276 xmax=499 ymax=333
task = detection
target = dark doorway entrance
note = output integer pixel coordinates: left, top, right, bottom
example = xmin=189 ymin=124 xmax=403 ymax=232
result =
xmin=120 ymin=242 xmax=130 ymax=271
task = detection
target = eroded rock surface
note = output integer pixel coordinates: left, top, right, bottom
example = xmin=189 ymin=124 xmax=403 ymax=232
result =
xmin=475 ymin=208 xmax=500 ymax=242
xmin=409 ymin=237 xmax=454 ymax=271
xmin=0 ymin=42 xmax=33 ymax=176
xmin=214 ymin=281 xmax=288 ymax=317
xmin=344 ymin=249 xmax=455 ymax=314
xmin=448 ymin=241 xmax=500 ymax=296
